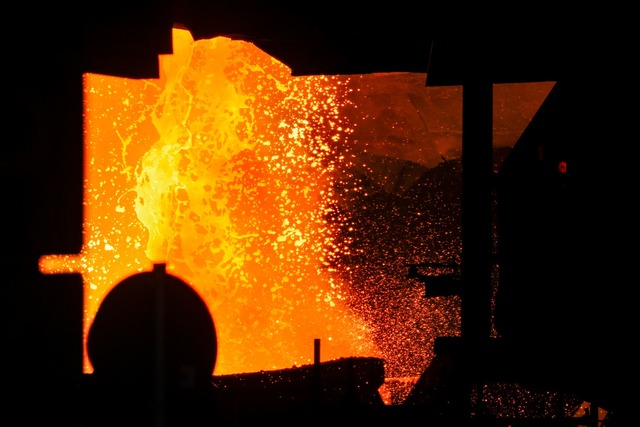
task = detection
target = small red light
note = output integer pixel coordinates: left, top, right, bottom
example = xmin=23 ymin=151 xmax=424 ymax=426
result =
xmin=558 ymin=160 xmax=567 ymax=174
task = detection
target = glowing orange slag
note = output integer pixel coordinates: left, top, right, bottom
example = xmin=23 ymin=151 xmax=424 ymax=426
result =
xmin=40 ymin=28 xmax=380 ymax=375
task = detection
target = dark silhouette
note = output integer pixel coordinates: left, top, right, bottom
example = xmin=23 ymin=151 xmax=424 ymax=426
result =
xmin=82 ymin=263 xmax=217 ymax=426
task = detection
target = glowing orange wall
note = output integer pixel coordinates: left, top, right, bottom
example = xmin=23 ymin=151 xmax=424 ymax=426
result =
xmin=40 ymin=28 xmax=380 ymax=374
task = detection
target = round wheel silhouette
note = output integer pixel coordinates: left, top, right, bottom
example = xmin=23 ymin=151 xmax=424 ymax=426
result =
xmin=87 ymin=264 xmax=217 ymax=391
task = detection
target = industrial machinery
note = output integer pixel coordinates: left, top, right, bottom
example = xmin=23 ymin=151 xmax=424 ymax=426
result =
xmin=3 ymin=2 xmax=628 ymax=425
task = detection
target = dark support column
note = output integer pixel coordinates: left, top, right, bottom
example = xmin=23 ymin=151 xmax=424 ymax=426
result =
xmin=461 ymin=80 xmax=494 ymax=345
xmin=313 ymin=338 xmax=322 ymax=406
xmin=314 ymin=338 xmax=321 ymax=365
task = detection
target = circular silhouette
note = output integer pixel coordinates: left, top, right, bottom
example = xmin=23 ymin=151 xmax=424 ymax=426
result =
xmin=87 ymin=264 xmax=217 ymax=391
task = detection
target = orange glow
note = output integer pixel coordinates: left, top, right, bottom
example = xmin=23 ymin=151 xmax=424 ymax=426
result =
xmin=40 ymin=28 xmax=380 ymax=374
xmin=39 ymin=28 xmax=554 ymax=385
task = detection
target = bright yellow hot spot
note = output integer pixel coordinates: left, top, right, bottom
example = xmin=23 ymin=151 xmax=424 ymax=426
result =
xmin=40 ymin=28 xmax=380 ymax=374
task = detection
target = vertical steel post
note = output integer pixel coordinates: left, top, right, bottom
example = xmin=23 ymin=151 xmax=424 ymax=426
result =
xmin=461 ymin=79 xmax=494 ymax=346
